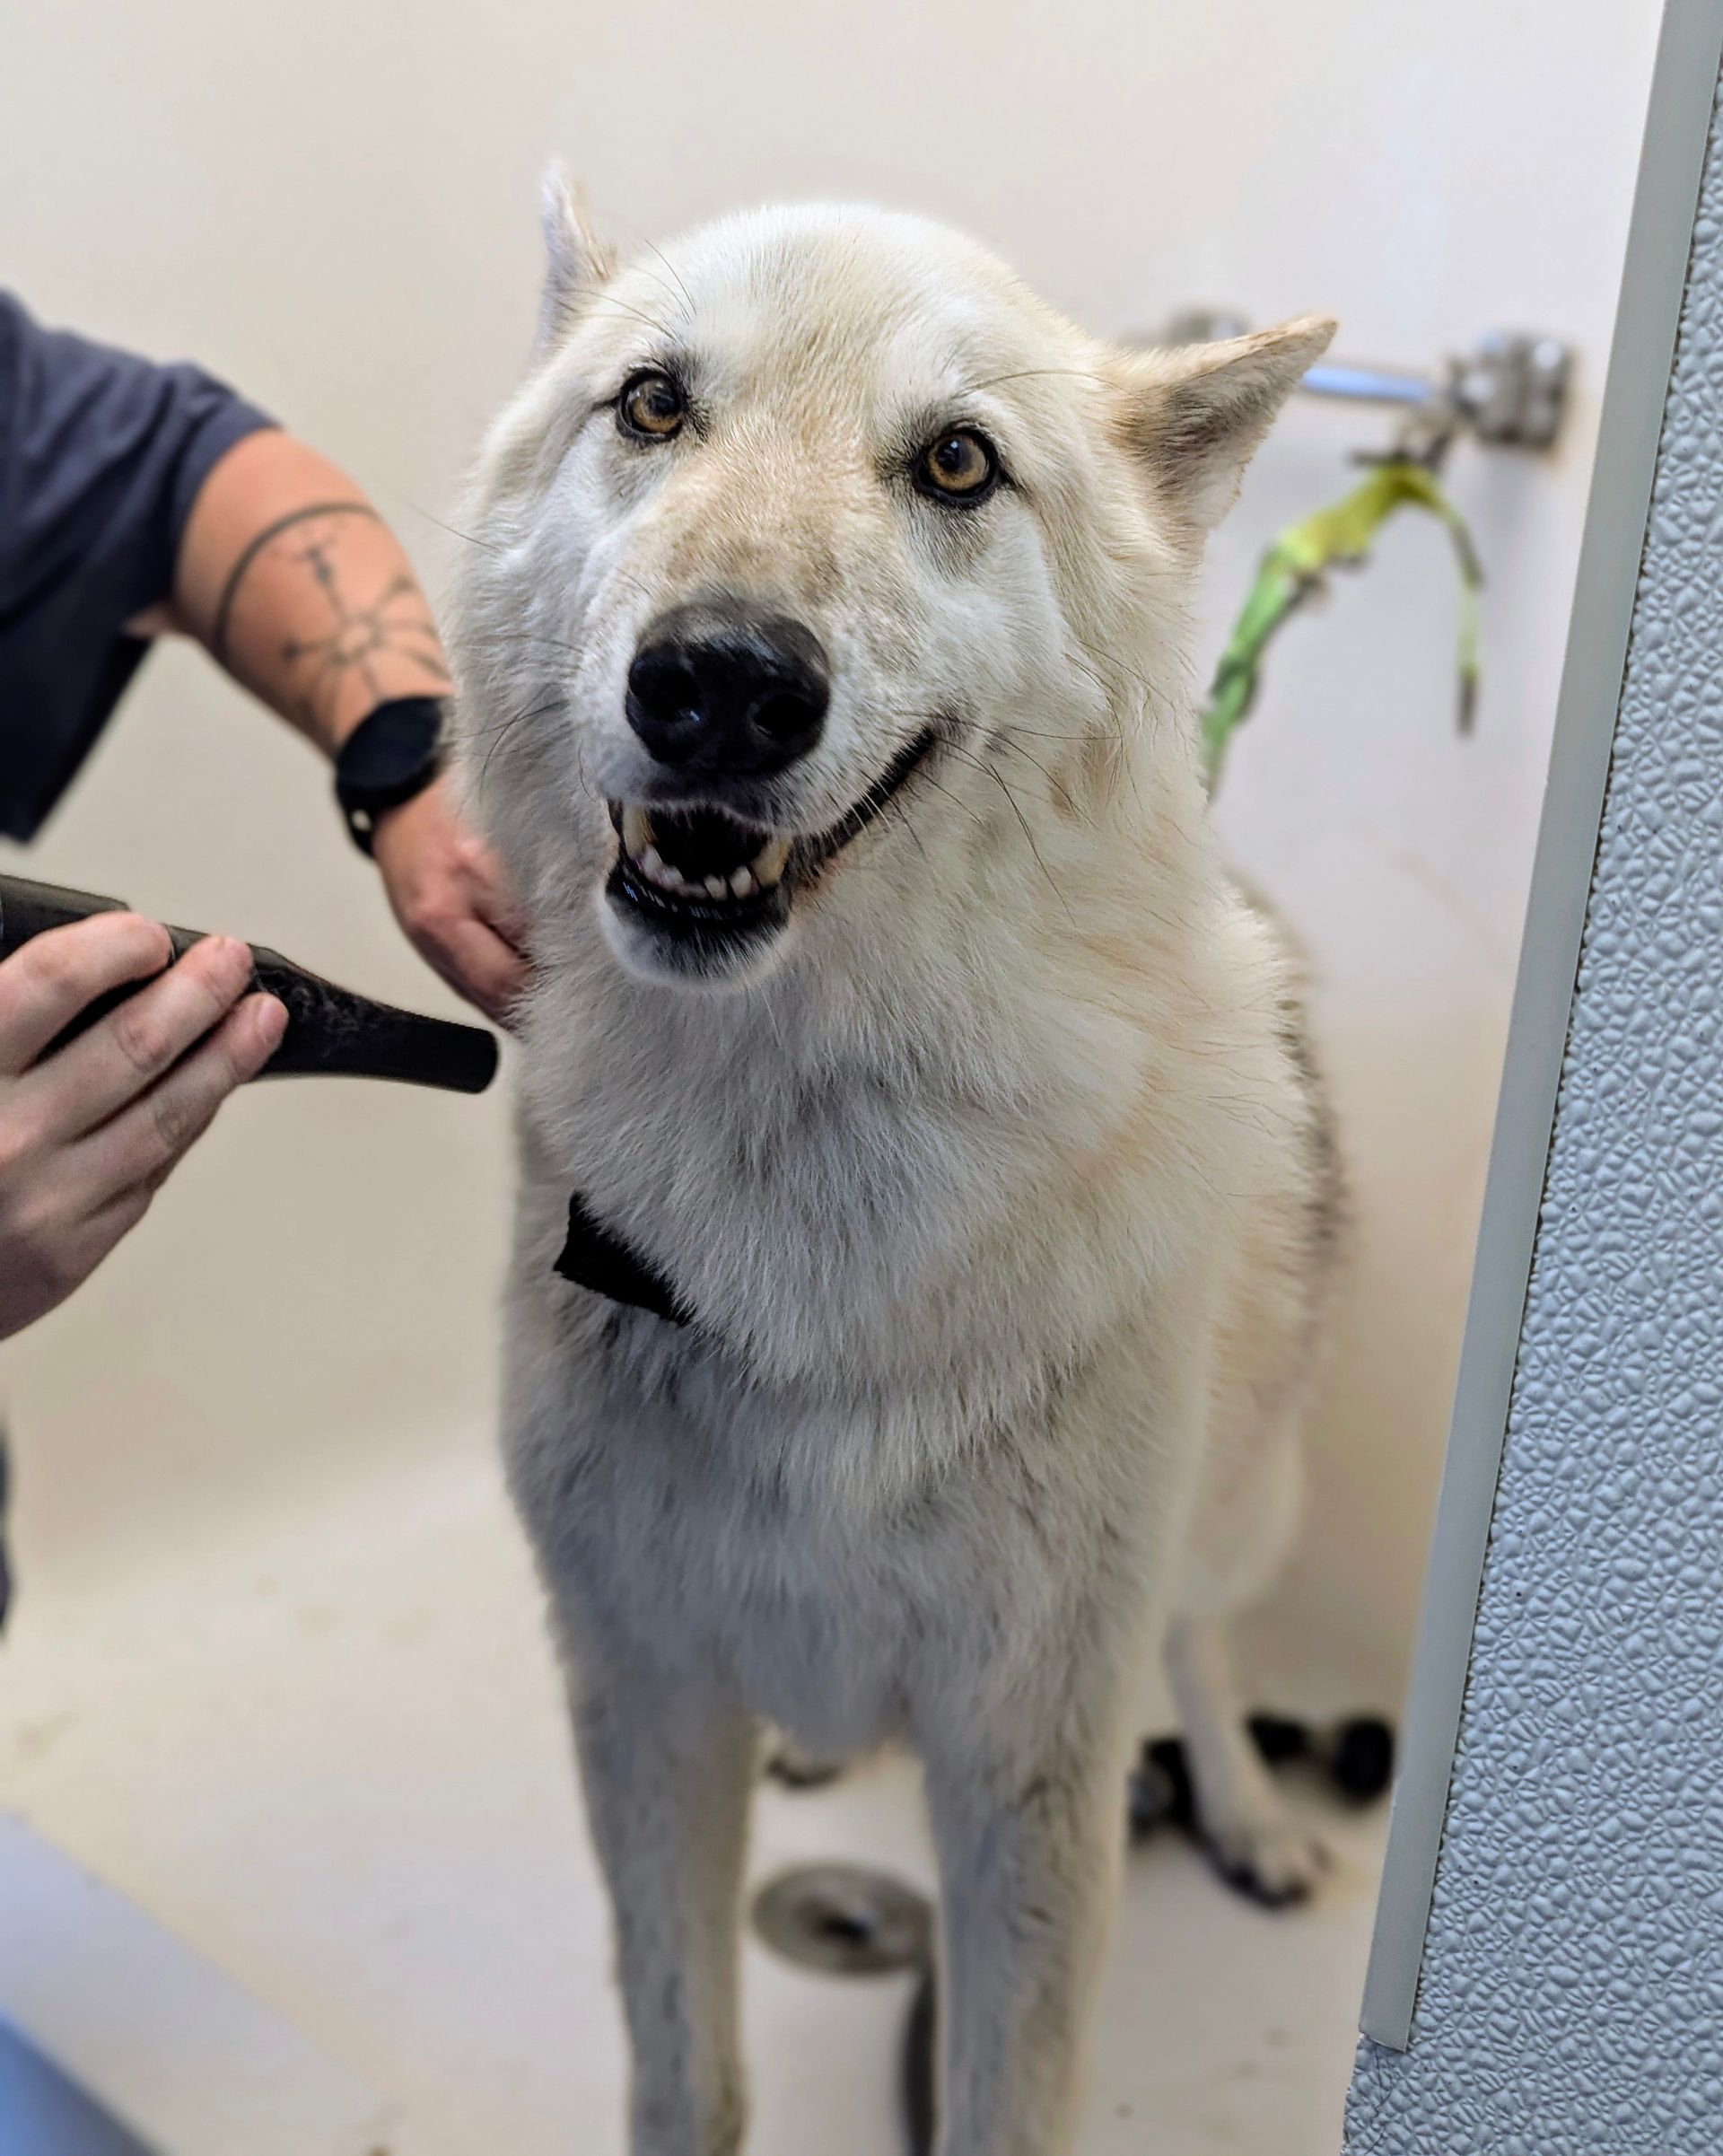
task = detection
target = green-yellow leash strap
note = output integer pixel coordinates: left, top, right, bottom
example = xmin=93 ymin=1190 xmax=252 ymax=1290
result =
xmin=1202 ymin=460 xmax=1482 ymax=794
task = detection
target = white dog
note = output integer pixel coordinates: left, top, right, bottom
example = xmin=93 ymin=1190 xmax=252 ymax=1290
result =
xmin=451 ymin=174 xmax=1340 ymax=2156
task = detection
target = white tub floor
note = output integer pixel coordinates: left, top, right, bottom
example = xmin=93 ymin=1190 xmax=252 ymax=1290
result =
xmin=0 ymin=1419 xmax=1384 ymax=2155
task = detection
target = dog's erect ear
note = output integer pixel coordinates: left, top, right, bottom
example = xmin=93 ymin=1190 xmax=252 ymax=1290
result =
xmin=535 ymin=164 xmax=616 ymax=358
xmin=1112 ymin=316 xmax=1336 ymax=534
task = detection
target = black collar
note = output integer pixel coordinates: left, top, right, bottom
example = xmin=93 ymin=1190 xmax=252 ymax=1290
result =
xmin=555 ymin=1191 xmax=692 ymax=1328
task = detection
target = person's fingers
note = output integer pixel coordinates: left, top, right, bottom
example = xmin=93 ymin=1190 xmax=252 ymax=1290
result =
xmin=22 ymin=935 xmax=258 ymax=1143
xmin=457 ymin=834 xmax=529 ymax=951
xmin=417 ymin=913 xmax=529 ymax=1026
xmin=0 ymin=914 xmax=172 ymax=1075
xmin=371 ymin=785 xmax=529 ymax=1016
xmin=64 ymin=992 xmax=287 ymax=1207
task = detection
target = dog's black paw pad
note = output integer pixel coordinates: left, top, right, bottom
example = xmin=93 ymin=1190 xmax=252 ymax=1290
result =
xmin=1331 ymin=1716 xmax=1395 ymax=1802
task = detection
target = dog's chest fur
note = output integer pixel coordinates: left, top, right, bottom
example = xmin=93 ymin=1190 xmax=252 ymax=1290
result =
xmin=500 ymin=890 xmax=1300 ymax=1751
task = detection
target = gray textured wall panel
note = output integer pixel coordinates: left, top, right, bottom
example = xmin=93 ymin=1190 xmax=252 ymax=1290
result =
xmin=1344 ymin=74 xmax=1723 ymax=2156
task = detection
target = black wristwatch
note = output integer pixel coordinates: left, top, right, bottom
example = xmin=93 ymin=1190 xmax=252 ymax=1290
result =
xmin=334 ymin=697 xmax=446 ymax=855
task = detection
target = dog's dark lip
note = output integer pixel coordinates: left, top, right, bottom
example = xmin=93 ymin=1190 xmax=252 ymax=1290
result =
xmin=604 ymin=724 xmax=940 ymax=946
xmin=608 ymin=855 xmax=790 ymax=939
xmin=791 ymin=724 xmax=940 ymax=877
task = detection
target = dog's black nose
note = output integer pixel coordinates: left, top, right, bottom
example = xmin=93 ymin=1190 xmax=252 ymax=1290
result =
xmin=626 ymin=600 xmax=830 ymax=777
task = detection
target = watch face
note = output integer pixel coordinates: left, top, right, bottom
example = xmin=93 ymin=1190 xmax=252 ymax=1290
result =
xmin=340 ymin=699 xmax=444 ymax=799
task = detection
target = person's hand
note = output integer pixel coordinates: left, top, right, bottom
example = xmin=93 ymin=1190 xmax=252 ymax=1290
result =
xmin=0 ymin=915 xmax=287 ymax=1340
xmin=155 ymin=432 xmax=527 ymax=1024
xmin=369 ymin=775 xmax=529 ymax=1026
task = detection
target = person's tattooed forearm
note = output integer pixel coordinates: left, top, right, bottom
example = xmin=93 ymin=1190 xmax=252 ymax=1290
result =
xmin=276 ymin=534 xmax=450 ymax=730
xmin=210 ymin=501 xmax=380 ymax=664
xmin=209 ymin=503 xmax=452 ymax=740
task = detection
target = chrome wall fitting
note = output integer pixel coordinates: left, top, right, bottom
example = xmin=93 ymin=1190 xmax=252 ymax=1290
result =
xmin=1138 ymin=311 xmax=1572 ymax=453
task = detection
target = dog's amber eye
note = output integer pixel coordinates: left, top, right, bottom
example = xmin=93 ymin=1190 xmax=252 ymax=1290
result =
xmin=915 ymin=428 xmax=999 ymax=504
xmin=618 ymin=370 xmax=687 ymax=441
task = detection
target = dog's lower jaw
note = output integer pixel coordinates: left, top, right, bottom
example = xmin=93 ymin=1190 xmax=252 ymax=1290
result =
xmin=598 ymin=724 xmax=941 ymax=990
xmin=598 ymin=870 xmax=800 ymax=987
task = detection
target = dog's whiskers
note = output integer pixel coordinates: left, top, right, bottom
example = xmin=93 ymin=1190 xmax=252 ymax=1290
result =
xmin=464 ymin=628 xmax=586 ymax=662
xmin=620 ymin=238 xmax=696 ymax=323
xmin=940 ymin=741 xmax=1075 ymax=925
xmin=951 ymin=364 xmax=1110 ymax=399
xmin=472 ymin=694 xmax=568 ymax=790
xmin=885 ymin=791 xmax=932 ymax=872
xmin=571 ymin=732 xmax=600 ymax=808
xmin=388 ymin=498 xmax=506 ymax=556
xmin=640 ymin=237 xmax=696 ymax=315
xmin=993 ymin=733 xmax=1080 ymax=818
xmin=581 ymin=296 xmax=678 ymax=343
xmin=916 ymin=767 xmax=991 ymax=836
xmin=1064 ymin=650 xmax=1150 ymax=819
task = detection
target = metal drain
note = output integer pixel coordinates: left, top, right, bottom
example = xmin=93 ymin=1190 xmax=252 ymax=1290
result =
xmin=751 ymin=1862 xmax=932 ymax=1976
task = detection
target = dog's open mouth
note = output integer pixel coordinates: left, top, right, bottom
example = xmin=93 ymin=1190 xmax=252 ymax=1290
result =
xmin=604 ymin=726 xmax=938 ymax=959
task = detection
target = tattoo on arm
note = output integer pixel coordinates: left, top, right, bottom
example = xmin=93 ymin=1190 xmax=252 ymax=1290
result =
xmin=208 ymin=501 xmax=452 ymax=740
xmin=210 ymin=501 xmax=379 ymax=664
xmin=276 ymin=539 xmax=450 ymax=726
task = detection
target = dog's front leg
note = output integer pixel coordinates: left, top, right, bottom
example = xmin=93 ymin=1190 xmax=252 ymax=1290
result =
xmin=567 ymin=1657 xmax=757 ymax=2156
xmin=915 ymin=1303 xmax=1215 ymax=2154
xmin=919 ymin=1669 xmax=1136 ymax=2156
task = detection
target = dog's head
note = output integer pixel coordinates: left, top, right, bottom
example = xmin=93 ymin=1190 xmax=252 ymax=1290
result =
xmin=456 ymin=179 xmax=1331 ymax=991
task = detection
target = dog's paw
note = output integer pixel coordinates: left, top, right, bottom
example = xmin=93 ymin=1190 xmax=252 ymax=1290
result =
xmin=1200 ymin=1815 xmax=1330 ymax=1908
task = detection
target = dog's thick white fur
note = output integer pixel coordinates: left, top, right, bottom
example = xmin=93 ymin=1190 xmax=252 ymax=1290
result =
xmin=451 ymin=176 xmax=1341 ymax=2156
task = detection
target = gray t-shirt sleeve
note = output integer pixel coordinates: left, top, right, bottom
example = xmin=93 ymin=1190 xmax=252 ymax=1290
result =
xmin=0 ymin=291 xmax=276 ymax=840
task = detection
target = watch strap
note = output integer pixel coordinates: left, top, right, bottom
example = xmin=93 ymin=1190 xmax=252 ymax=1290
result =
xmin=334 ymin=697 xmax=446 ymax=855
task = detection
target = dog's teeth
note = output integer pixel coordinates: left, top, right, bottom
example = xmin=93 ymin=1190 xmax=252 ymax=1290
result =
xmin=641 ymin=847 xmax=700 ymax=898
xmin=750 ymin=836 xmax=792 ymax=889
xmin=627 ymin=819 xmax=778 ymax=904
